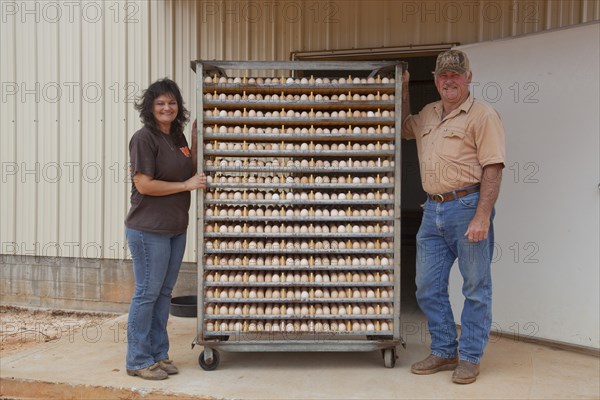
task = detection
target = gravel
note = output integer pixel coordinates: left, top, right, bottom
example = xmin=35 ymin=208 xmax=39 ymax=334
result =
xmin=0 ymin=305 xmax=119 ymax=356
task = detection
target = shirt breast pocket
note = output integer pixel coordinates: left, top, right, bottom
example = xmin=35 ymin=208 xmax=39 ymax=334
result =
xmin=441 ymin=129 xmax=466 ymax=157
xmin=419 ymin=127 xmax=433 ymax=149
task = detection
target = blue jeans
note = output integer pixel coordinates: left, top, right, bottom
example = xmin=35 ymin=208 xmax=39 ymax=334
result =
xmin=415 ymin=192 xmax=494 ymax=364
xmin=125 ymin=227 xmax=187 ymax=370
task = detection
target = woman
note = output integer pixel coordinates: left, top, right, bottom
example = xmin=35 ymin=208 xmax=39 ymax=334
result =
xmin=125 ymin=78 xmax=206 ymax=380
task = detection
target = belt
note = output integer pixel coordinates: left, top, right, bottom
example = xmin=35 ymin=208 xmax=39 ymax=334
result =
xmin=428 ymin=184 xmax=480 ymax=203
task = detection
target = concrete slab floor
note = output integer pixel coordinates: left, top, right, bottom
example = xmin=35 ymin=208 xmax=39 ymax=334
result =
xmin=1 ymin=308 xmax=598 ymax=400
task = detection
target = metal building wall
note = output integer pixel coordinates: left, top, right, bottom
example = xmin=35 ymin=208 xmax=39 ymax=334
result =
xmin=1 ymin=0 xmax=150 ymax=261
xmin=192 ymin=0 xmax=600 ymax=60
xmin=1 ymin=0 xmax=599 ymax=265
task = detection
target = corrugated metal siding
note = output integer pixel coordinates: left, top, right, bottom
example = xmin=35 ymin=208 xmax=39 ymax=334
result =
xmin=57 ymin=3 xmax=82 ymax=258
xmin=1 ymin=0 xmax=598 ymax=263
xmin=37 ymin=10 xmax=60 ymax=258
xmin=80 ymin=2 xmax=104 ymax=261
xmin=192 ymin=0 xmax=599 ymax=61
xmin=14 ymin=5 xmax=38 ymax=257
xmin=1 ymin=0 xmax=150 ymax=260
xmin=1 ymin=1 xmax=17 ymax=255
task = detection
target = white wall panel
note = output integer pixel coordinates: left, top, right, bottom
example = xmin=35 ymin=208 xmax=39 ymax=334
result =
xmin=57 ymin=1 xmax=82 ymax=259
xmin=450 ymin=22 xmax=600 ymax=348
xmin=80 ymin=0 xmax=105 ymax=260
xmin=0 ymin=0 xmax=152 ymax=260
xmin=0 ymin=0 xmax=17 ymax=253
xmin=36 ymin=10 xmax=61 ymax=258
xmin=150 ymin=0 xmax=175 ymax=80
xmin=103 ymin=1 xmax=128 ymax=261
xmin=13 ymin=4 xmax=38 ymax=257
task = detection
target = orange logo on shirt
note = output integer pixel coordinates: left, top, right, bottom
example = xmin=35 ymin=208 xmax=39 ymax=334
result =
xmin=180 ymin=146 xmax=191 ymax=158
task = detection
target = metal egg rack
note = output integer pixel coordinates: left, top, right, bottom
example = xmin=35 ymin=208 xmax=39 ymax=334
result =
xmin=192 ymin=60 xmax=405 ymax=370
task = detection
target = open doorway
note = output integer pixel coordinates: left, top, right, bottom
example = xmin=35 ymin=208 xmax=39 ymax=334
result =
xmin=398 ymin=54 xmax=439 ymax=309
xmin=293 ymin=45 xmax=451 ymax=309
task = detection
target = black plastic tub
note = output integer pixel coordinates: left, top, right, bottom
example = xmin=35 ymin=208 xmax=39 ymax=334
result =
xmin=170 ymin=295 xmax=197 ymax=317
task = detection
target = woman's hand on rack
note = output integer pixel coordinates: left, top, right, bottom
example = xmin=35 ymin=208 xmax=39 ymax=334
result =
xmin=183 ymin=172 xmax=207 ymax=191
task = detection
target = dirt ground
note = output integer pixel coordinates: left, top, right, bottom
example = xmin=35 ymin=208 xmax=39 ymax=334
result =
xmin=0 ymin=305 xmax=119 ymax=357
xmin=0 ymin=306 xmax=211 ymax=400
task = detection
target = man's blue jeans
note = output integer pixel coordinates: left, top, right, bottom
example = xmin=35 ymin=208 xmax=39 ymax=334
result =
xmin=125 ymin=227 xmax=187 ymax=370
xmin=415 ymin=192 xmax=494 ymax=364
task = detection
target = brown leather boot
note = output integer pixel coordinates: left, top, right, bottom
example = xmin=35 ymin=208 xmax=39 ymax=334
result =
xmin=411 ymin=354 xmax=458 ymax=375
xmin=452 ymin=360 xmax=480 ymax=384
xmin=157 ymin=359 xmax=179 ymax=375
xmin=126 ymin=362 xmax=168 ymax=380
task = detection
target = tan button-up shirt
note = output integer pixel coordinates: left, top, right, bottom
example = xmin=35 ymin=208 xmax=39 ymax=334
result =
xmin=402 ymin=94 xmax=505 ymax=194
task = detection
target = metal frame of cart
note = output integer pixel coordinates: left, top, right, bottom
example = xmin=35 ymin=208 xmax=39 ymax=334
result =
xmin=191 ymin=60 xmax=405 ymax=370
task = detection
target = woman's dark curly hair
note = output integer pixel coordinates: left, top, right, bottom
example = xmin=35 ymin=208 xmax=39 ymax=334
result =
xmin=135 ymin=78 xmax=190 ymax=146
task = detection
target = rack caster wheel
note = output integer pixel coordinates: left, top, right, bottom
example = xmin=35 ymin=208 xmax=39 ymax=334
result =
xmin=383 ymin=348 xmax=396 ymax=368
xmin=199 ymin=349 xmax=220 ymax=371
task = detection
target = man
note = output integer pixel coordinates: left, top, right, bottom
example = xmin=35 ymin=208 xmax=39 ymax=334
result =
xmin=401 ymin=50 xmax=505 ymax=384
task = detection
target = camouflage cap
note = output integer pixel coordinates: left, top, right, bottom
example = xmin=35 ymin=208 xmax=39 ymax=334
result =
xmin=434 ymin=50 xmax=470 ymax=75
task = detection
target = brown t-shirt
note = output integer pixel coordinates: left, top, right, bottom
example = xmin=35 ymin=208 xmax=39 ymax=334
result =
xmin=402 ymin=94 xmax=505 ymax=194
xmin=125 ymin=126 xmax=193 ymax=234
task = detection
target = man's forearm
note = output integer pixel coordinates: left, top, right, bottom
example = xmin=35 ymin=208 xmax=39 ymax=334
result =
xmin=475 ymin=164 xmax=503 ymax=220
